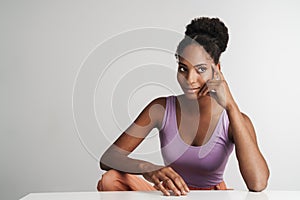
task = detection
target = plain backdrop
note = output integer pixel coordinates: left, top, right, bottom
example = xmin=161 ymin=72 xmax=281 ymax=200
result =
xmin=1 ymin=0 xmax=300 ymax=200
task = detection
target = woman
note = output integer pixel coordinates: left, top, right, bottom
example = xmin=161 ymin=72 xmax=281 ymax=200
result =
xmin=97 ymin=17 xmax=269 ymax=196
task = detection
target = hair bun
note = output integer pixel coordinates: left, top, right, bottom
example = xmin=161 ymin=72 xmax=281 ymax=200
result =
xmin=185 ymin=17 xmax=229 ymax=52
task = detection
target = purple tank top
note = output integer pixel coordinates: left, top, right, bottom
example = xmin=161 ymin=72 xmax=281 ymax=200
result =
xmin=159 ymin=95 xmax=234 ymax=188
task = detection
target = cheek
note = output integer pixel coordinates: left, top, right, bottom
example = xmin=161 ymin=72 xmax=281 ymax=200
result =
xmin=177 ymin=73 xmax=185 ymax=83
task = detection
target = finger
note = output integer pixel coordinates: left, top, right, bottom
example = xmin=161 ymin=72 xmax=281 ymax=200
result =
xmin=207 ymin=85 xmax=218 ymax=94
xmin=206 ymin=80 xmax=222 ymax=91
xmin=209 ymin=89 xmax=218 ymax=98
xmin=207 ymin=79 xmax=222 ymax=86
xmin=156 ymin=181 xmax=170 ymax=196
xmin=164 ymin=168 xmax=189 ymax=194
xmin=172 ymin=176 xmax=188 ymax=195
xmin=164 ymin=179 xmax=181 ymax=196
xmin=211 ymin=64 xmax=224 ymax=81
xmin=218 ymin=70 xmax=225 ymax=80
xmin=206 ymin=85 xmax=220 ymax=100
xmin=169 ymin=177 xmax=189 ymax=195
xmin=199 ymin=86 xmax=209 ymax=96
xmin=152 ymin=176 xmax=170 ymax=196
xmin=205 ymin=82 xmax=217 ymax=94
xmin=211 ymin=64 xmax=219 ymax=80
xmin=151 ymin=174 xmax=163 ymax=187
xmin=152 ymin=172 xmax=172 ymax=196
xmin=198 ymin=84 xmax=208 ymax=97
xmin=202 ymin=87 xmax=210 ymax=96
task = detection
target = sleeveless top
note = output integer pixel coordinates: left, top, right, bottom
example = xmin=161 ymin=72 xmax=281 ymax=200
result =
xmin=159 ymin=95 xmax=234 ymax=188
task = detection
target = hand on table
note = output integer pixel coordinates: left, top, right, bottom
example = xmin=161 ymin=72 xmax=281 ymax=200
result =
xmin=142 ymin=166 xmax=190 ymax=196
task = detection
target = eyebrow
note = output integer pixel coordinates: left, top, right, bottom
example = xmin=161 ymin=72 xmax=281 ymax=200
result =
xmin=178 ymin=62 xmax=207 ymax=68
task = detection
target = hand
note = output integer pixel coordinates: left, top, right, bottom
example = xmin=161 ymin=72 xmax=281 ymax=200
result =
xmin=142 ymin=166 xmax=189 ymax=196
xmin=198 ymin=64 xmax=235 ymax=109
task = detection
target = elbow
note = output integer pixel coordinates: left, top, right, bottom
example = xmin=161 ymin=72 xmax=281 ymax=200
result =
xmin=99 ymin=161 xmax=106 ymax=170
xmin=99 ymin=146 xmax=126 ymax=171
xmin=99 ymin=154 xmax=110 ymax=171
xmin=247 ymin=174 xmax=269 ymax=192
xmin=246 ymin=165 xmax=270 ymax=192
xmin=100 ymin=160 xmax=111 ymax=171
xmin=248 ymin=181 xmax=268 ymax=192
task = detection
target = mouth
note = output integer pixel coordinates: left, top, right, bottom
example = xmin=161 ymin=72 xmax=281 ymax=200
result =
xmin=184 ymin=87 xmax=201 ymax=93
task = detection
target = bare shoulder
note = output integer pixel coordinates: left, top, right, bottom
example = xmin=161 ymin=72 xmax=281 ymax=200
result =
xmin=148 ymin=96 xmax=167 ymax=129
xmin=150 ymin=96 xmax=166 ymax=108
xmin=145 ymin=97 xmax=166 ymax=114
xmin=131 ymin=96 xmax=167 ymax=130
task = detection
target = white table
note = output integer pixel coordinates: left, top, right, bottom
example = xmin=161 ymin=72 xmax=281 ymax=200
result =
xmin=20 ymin=190 xmax=300 ymax=200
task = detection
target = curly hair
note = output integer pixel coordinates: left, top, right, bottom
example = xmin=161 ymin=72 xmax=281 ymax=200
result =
xmin=176 ymin=17 xmax=229 ymax=64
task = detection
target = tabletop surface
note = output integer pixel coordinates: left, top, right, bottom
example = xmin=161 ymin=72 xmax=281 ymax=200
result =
xmin=20 ymin=190 xmax=300 ymax=200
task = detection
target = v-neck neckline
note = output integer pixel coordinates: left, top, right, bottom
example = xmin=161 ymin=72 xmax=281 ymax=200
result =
xmin=174 ymin=96 xmax=225 ymax=148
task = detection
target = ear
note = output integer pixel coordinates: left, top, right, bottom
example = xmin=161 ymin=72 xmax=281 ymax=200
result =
xmin=217 ymin=63 xmax=221 ymax=71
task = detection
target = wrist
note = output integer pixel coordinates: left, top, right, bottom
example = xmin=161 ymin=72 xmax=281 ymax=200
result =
xmin=138 ymin=161 xmax=159 ymax=174
xmin=226 ymin=101 xmax=239 ymax=113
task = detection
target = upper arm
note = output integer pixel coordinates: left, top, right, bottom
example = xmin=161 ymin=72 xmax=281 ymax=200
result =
xmin=228 ymin=112 xmax=258 ymax=144
xmin=113 ymin=97 xmax=166 ymax=154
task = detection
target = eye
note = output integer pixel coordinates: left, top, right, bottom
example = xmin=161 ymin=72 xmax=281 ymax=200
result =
xmin=196 ymin=66 xmax=207 ymax=73
xmin=178 ymin=65 xmax=187 ymax=72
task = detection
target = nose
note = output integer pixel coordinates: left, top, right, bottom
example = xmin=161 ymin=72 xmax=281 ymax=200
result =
xmin=187 ymin=69 xmax=202 ymax=85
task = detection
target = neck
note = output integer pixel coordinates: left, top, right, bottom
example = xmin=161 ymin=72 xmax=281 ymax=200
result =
xmin=177 ymin=95 xmax=219 ymax=115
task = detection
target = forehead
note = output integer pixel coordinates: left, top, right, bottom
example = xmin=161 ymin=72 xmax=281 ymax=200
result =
xmin=178 ymin=44 xmax=213 ymax=65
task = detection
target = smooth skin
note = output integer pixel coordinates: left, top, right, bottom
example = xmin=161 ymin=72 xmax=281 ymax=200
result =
xmin=100 ymin=44 xmax=269 ymax=196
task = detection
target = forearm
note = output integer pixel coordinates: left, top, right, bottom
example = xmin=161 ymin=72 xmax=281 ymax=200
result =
xmin=100 ymin=145 xmax=160 ymax=174
xmin=227 ymin=102 xmax=269 ymax=191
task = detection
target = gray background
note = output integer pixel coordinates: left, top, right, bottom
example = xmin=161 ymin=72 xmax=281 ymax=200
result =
xmin=1 ymin=0 xmax=300 ymax=199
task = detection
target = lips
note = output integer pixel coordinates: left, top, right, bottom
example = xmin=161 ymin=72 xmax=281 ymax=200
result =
xmin=184 ymin=87 xmax=201 ymax=93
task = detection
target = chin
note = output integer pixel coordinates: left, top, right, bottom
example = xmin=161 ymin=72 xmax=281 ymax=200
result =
xmin=183 ymin=92 xmax=211 ymax=101
xmin=183 ymin=92 xmax=198 ymax=100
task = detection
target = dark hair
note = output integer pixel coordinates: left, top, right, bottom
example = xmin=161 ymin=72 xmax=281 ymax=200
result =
xmin=176 ymin=17 xmax=229 ymax=64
